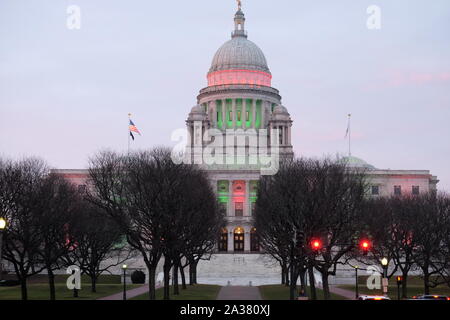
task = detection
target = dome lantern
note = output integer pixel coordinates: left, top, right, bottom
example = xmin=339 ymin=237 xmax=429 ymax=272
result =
xmin=232 ymin=4 xmax=247 ymax=38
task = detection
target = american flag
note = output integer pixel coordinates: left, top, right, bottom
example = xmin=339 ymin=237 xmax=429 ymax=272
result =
xmin=129 ymin=119 xmax=141 ymax=140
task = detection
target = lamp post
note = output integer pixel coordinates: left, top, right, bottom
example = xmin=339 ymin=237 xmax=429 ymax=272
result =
xmin=354 ymin=265 xmax=359 ymax=299
xmin=381 ymin=258 xmax=389 ymax=297
xmin=122 ymin=264 xmax=128 ymax=300
xmin=0 ymin=217 xmax=6 ymax=282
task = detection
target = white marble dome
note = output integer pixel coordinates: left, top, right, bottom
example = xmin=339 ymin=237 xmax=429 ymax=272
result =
xmin=209 ymin=37 xmax=270 ymax=73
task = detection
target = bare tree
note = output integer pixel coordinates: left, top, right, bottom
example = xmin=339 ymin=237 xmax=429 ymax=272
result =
xmin=66 ymin=200 xmax=135 ymax=293
xmin=34 ymin=173 xmax=80 ymax=300
xmin=0 ymin=158 xmax=48 ymax=300
xmin=255 ymin=158 xmax=368 ymax=300
xmin=88 ymin=148 xmax=223 ymax=300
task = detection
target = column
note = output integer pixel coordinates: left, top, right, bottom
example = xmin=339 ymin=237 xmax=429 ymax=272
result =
xmin=245 ymin=180 xmax=250 ymax=217
xmin=244 ymin=228 xmax=251 ymax=252
xmin=242 ymin=99 xmax=246 ymax=129
xmin=287 ymin=126 xmax=291 ymax=145
xmin=261 ymin=101 xmax=266 ymax=129
xmin=228 ymin=229 xmax=234 ymax=253
xmin=222 ymin=99 xmax=226 ymax=130
xmin=211 ymin=100 xmax=217 ymax=127
xmin=252 ymin=99 xmax=256 ymax=129
xmin=232 ymin=98 xmax=236 ymax=128
xmin=228 ymin=180 xmax=233 ymax=217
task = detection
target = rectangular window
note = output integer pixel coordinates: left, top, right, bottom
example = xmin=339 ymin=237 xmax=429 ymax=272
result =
xmin=235 ymin=202 xmax=243 ymax=217
xmin=394 ymin=186 xmax=402 ymax=196
xmin=412 ymin=186 xmax=420 ymax=195
xmin=219 ymin=203 xmax=227 ymax=216
xmin=237 ymin=111 xmax=241 ymax=122
xmin=371 ymin=186 xmax=379 ymax=195
xmin=251 ymin=202 xmax=256 ymax=216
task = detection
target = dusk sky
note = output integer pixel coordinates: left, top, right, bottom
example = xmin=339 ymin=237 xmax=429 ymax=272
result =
xmin=1 ymin=0 xmax=449 ymax=191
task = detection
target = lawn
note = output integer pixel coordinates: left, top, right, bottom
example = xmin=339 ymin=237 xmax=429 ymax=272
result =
xmin=338 ymin=276 xmax=450 ymax=300
xmin=259 ymin=285 xmax=348 ymax=300
xmin=0 ymin=275 xmax=139 ymax=300
xmin=132 ymin=284 xmax=221 ymax=300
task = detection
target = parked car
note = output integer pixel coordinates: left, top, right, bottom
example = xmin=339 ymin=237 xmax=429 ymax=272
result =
xmin=411 ymin=295 xmax=450 ymax=300
xmin=358 ymin=295 xmax=391 ymax=300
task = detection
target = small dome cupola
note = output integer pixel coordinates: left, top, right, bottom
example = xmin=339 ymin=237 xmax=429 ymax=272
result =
xmin=232 ymin=1 xmax=247 ymax=38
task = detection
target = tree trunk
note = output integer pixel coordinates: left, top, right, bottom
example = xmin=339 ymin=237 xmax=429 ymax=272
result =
xmin=47 ymin=268 xmax=56 ymax=300
xmin=173 ymin=263 xmax=179 ymax=295
xmin=20 ymin=277 xmax=28 ymax=301
xmin=192 ymin=260 xmax=198 ymax=284
xmin=91 ymin=275 xmax=97 ymax=293
xmin=299 ymin=269 xmax=306 ymax=295
xmin=180 ymin=265 xmax=187 ymax=289
xmin=281 ymin=262 xmax=286 ymax=285
xmin=285 ymin=266 xmax=290 ymax=286
xmin=189 ymin=263 xmax=194 ymax=285
xmin=148 ymin=267 xmax=156 ymax=300
xmin=163 ymin=259 xmax=171 ymax=300
xmin=423 ymin=269 xmax=430 ymax=295
xmin=308 ymin=266 xmax=317 ymax=300
xmin=289 ymin=264 xmax=297 ymax=300
xmin=402 ymin=272 xmax=408 ymax=298
xmin=321 ymin=271 xmax=331 ymax=300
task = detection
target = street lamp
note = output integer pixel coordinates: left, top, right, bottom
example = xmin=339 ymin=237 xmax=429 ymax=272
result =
xmin=122 ymin=264 xmax=128 ymax=300
xmin=354 ymin=265 xmax=359 ymax=299
xmin=0 ymin=217 xmax=7 ymax=282
xmin=381 ymin=258 xmax=389 ymax=297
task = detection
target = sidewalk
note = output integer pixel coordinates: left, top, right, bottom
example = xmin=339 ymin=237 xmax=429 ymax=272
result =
xmin=322 ymin=285 xmax=356 ymax=300
xmin=98 ymin=284 xmax=161 ymax=300
xmin=216 ymin=286 xmax=262 ymax=300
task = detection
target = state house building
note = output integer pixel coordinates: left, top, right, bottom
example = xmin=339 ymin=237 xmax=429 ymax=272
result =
xmin=55 ymin=7 xmax=439 ymax=257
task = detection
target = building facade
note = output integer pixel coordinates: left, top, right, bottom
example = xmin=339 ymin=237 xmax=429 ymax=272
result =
xmin=54 ymin=7 xmax=439 ymax=258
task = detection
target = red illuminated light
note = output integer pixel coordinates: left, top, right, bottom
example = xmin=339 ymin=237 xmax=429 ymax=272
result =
xmin=360 ymin=239 xmax=371 ymax=251
xmin=311 ymin=239 xmax=322 ymax=251
xmin=207 ymin=69 xmax=272 ymax=87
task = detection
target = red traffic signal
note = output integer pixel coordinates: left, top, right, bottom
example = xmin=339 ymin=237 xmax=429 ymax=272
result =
xmin=310 ymin=239 xmax=323 ymax=251
xmin=359 ymin=239 xmax=372 ymax=251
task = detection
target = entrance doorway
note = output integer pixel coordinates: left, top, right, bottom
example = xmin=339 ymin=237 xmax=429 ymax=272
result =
xmin=219 ymin=228 xmax=228 ymax=252
xmin=234 ymin=227 xmax=245 ymax=251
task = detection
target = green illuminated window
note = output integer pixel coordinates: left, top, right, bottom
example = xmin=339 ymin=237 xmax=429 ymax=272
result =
xmin=255 ymin=101 xmax=262 ymax=129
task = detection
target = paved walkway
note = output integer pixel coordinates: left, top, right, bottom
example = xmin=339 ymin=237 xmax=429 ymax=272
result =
xmin=216 ymin=286 xmax=262 ymax=300
xmin=98 ymin=284 xmax=161 ymax=300
xmin=319 ymin=285 xmax=356 ymax=300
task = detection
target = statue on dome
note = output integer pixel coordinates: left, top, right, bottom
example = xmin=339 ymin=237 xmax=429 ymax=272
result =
xmin=237 ymin=0 xmax=242 ymax=10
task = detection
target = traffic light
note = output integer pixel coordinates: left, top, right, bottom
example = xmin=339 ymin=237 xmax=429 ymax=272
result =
xmin=359 ymin=239 xmax=371 ymax=255
xmin=310 ymin=239 xmax=322 ymax=251
xmin=396 ymin=276 xmax=403 ymax=286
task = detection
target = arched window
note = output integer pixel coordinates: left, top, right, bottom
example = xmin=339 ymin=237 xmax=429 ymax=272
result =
xmin=250 ymin=227 xmax=260 ymax=252
xmin=234 ymin=227 xmax=245 ymax=252
xmin=219 ymin=228 xmax=228 ymax=252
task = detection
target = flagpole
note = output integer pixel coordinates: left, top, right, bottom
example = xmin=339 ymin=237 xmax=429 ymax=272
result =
xmin=128 ymin=113 xmax=131 ymax=156
xmin=348 ymin=113 xmax=351 ymax=157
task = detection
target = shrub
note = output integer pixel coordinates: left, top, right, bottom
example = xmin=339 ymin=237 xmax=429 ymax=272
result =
xmin=130 ymin=270 xmax=145 ymax=284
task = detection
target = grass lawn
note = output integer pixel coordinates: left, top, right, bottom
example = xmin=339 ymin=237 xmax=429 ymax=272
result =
xmin=259 ymin=285 xmax=348 ymax=300
xmin=132 ymin=284 xmax=221 ymax=300
xmin=338 ymin=276 xmax=450 ymax=300
xmin=0 ymin=275 xmax=139 ymax=300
